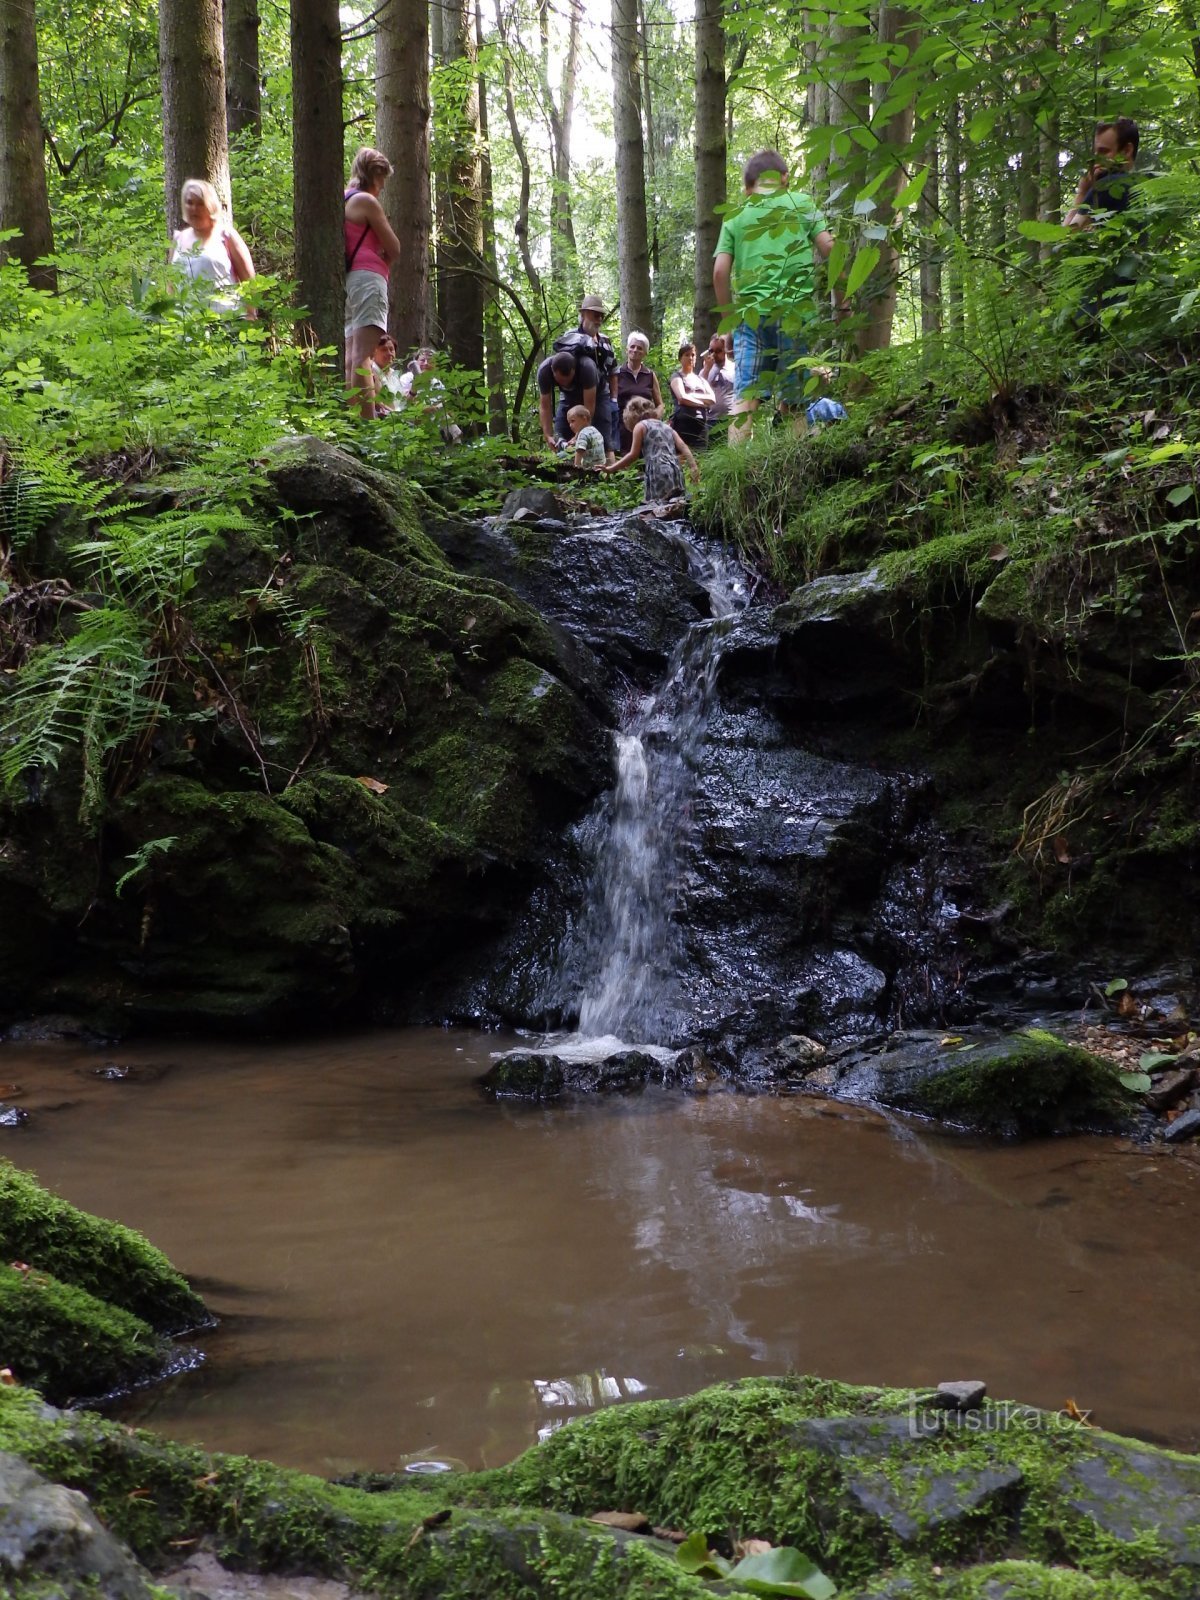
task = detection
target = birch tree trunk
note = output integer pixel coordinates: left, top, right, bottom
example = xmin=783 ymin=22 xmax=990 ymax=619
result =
xmin=291 ymin=0 xmax=344 ymax=363
xmin=693 ymin=0 xmax=725 ymax=342
xmin=917 ymin=133 xmax=941 ymax=338
xmin=612 ymin=0 xmax=653 ymax=340
xmin=0 ymin=0 xmax=55 ymax=291
xmin=160 ymin=0 xmax=230 ymax=231
xmin=224 ymin=0 xmax=261 ymax=140
xmin=945 ymin=101 xmax=964 ymax=336
xmin=377 ymin=0 xmax=430 ymax=353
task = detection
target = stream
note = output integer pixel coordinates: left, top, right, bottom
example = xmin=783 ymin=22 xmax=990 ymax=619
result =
xmin=5 ymin=1028 xmax=1200 ymax=1475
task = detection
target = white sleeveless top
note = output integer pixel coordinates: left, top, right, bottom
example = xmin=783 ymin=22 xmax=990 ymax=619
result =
xmin=171 ymin=227 xmax=237 ymax=308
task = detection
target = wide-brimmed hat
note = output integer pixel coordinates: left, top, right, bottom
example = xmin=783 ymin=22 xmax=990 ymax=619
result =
xmin=579 ymin=293 xmax=607 ymax=316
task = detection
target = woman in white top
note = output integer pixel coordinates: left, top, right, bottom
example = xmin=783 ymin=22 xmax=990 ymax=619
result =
xmin=168 ymin=179 xmax=255 ymax=314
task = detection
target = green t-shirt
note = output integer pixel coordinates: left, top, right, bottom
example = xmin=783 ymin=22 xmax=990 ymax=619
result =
xmin=714 ymin=187 xmax=828 ymax=315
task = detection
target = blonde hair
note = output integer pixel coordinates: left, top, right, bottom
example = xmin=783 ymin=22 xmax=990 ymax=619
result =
xmin=623 ymin=397 xmax=660 ymax=429
xmin=348 ymin=147 xmax=394 ymax=191
xmin=566 ymin=405 xmax=592 ymax=429
xmin=180 ymin=179 xmax=220 ymax=220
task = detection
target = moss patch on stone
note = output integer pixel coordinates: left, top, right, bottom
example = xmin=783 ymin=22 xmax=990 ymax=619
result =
xmin=902 ymin=1029 xmax=1135 ymax=1135
xmin=0 ymin=1161 xmax=207 ymax=1332
xmin=0 ymin=1376 xmax=1197 ymax=1598
xmin=0 ymin=1266 xmax=172 ymax=1403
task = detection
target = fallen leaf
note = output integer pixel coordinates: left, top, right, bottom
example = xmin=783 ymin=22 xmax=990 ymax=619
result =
xmin=589 ymin=1511 xmax=651 ymax=1532
xmin=738 ymin=1538 xmax=774 ymax=1557
xmin=0 ymin=1369 xmax=16 ymax=1386
xmin=404 ymin=1509 xmax=452 ymax=1551
xmin=987 ymin=543 xmax=1009 ymax=560
xmin=939 ymin=1035 xmax=963 ymax=1047
xmin=355 ymin=776 xmax=389 ymax=795
xmin=1117 ymin=991 xmax=1139 ymax=1018
xmin=1062 ymin=1398 xmax=1096 ymax=1426
xmin=463 ymin=615 xmax=476 ymax=632
xmin=652 ymin=1527 xmax=689 ymax=1543
xmin=1053 ymin=835 xmax=1071 ymax=864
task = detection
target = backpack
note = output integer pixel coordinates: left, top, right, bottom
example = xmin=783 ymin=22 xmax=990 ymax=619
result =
xmin=553 ymin=327 xmax=615 ymax=382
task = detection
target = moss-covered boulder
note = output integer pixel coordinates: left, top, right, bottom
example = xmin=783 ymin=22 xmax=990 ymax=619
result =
xmin=797 ymin=1028 xmax=1139 ymax=1136
xmin=0 ymin=1376 xmax=1197 ymax=1598
xmin=0 ymin=1164 xmax=206 ymax=1404
xmin=0 ymin=1266 xmax=173 ymax=1405
xmin=0 ymin=440 xmax=610 ymax=1031
xmin=0 ymin=1162 xmax=207 ymax=1331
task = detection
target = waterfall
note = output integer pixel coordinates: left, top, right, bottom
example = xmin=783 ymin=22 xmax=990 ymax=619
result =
xmin=565 ymin=537 xmax=748 ymax=1044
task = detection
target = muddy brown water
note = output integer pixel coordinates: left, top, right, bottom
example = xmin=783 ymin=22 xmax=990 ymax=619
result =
xmin=3 ymin=1027 xmax=1199 ymax=1475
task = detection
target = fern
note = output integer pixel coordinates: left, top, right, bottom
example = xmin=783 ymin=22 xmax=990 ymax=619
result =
xmin=1 ymin=608 xmax=161 ymax=820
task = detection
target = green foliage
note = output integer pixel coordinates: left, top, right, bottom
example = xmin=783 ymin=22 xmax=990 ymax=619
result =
xmin=677 ymin=1533 xmax=837 ymax=1597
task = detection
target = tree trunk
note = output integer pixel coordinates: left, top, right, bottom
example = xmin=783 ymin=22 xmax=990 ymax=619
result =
xmin=638 ymin=0 xmax=662 ymax=344
xmin=612 ymin=0 xmax=653 ymax=341
xmin=0 ymin=0 xmax=55 ymax=291
xmin=693 ymin=0 xmax=725 ymax=342
xmin=224 ymin=0 xmax=261 ymax=140
xmin=541 ymin=0 xmax=581 ymax=290
xmin=434 ymin=0 xmax=485 ymax=376
xmin=377 ymin=0 xmax=430 ymax=354
xmin=494 ymin=0 xmax=542 ymax=305
xmin=291 ymin=0 xmax=344 ymax=363
xmin=917 ymin=131 xmax=941 ymax=338
xmin=945 ymin=101 xmax=964 ymax=336
xmin=476 ymin=0 xmax=506 ymax=434
xmin=159 ymin=0 xmax=230 ymax=231
xmin=854 ymin=3 xmax=917 ymax=355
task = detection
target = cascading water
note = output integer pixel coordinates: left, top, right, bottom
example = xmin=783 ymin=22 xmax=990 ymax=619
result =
xmin=563 ymin=534 xmax=749 ymax=1045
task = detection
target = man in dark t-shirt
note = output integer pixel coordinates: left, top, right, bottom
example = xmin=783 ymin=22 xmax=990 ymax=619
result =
xmin=537 ymin=350 xmax=599 ymax=451
xmin=1065 ymin=117 xmax=1139 ymax=228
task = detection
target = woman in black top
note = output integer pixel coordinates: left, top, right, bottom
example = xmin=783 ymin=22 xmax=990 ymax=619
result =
xmin=669 ymin=342 xmax=716 ymax=449
xmin=613 ymin=331 xmax=663 ymax=454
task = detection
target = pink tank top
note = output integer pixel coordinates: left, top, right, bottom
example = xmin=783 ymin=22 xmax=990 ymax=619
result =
xmin=344 ymin=191 xmax=389 ymax=278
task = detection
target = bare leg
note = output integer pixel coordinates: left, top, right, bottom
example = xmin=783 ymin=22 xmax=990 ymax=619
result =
xmin=728 ymin=399 xmax=757 ymax=445
xmin=346 ymin=325 xmax=383 ymax=419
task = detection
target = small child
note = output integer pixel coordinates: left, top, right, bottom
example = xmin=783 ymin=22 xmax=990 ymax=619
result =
xmin=567 ymin=404 xmax=606 ymax=470
xmin=603 ymin=397 xmax=699 ymax=501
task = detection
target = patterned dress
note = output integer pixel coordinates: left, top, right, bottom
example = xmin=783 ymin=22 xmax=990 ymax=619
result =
xmin=640 ymin=419 xmax=684 ymax=501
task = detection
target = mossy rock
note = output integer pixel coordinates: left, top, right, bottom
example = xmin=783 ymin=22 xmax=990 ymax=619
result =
xmin=0 ymin=1266 xmax=173 ymax=1404
xmin=0 ymin=1162 xmax=207 ymax=1332
xmin=0 ymin=1377 xmax=1197 ymax=1597
xmin=898 ymin=1030 xmax=1136 ymax=1136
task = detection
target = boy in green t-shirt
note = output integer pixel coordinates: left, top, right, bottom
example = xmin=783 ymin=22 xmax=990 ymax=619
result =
xmin=713 ymin=149 xmax=836 ymax=442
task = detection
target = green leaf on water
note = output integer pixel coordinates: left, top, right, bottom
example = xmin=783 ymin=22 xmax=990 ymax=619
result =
xmin=729 ymin=1547 xmax=839 ymax=1598
xmin=1119 ymin=1072 xmax=1152 ymax=1094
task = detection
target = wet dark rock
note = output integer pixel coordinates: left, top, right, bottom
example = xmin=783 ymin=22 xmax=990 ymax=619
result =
xmin=427 ymin=512 xmax=712 ymax=691
xmin=498 ymin=486 xmax=571 ymax=522
xmin=1163 ymin=1106 xmax=1200 ymax=1143
xmin=480 ymin=1046 xmax=680 ymax=1100
xmin=0 ymin=1451 xmax=159 ymax=1600
xmin=1145 ymin=1067 xmax=1195 ymax=1114
xmin=91 ymin=1062 xmax=171 ymax=1085
xmin=792 ymin=1027 xmax=1138 ymax=1136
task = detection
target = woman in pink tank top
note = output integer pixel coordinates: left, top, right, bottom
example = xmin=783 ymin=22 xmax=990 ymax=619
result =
xmin=344 ymin=147 xmax=402 ymax=418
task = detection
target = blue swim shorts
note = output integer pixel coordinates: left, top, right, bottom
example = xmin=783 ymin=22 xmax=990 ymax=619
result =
xmin=733 ymin=319 xmax=808 ymax=406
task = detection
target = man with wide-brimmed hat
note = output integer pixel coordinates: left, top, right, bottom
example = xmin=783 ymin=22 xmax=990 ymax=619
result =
xmin=551 ymin=293 xmax=618 ymax=462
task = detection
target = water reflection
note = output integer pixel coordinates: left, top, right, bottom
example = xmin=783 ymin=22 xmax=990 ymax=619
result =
xmin=3 ymin=1028 xmax=1199 ymax=1473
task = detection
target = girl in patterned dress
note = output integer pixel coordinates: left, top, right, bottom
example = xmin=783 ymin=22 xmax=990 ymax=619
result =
xmin=603 ymin=397 xmax=700 ymax=502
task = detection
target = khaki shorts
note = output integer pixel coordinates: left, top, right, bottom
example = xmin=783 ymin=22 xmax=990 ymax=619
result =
xmin=345 ymin=270 xmax=389 ymax=335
